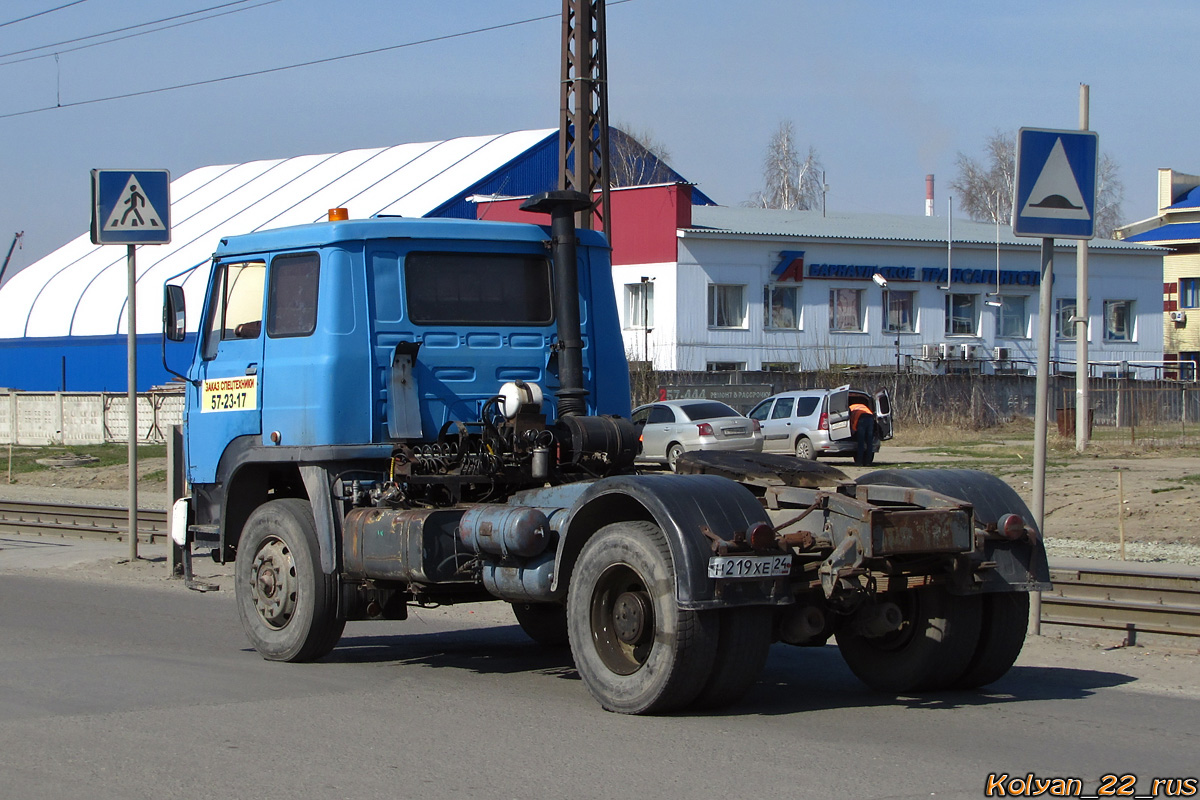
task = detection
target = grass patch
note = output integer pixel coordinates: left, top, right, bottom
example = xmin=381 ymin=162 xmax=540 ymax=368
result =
xmin=0 ymin=443 xmax=166 ymax=476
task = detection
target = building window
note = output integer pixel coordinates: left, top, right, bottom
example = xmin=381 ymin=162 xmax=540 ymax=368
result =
xmin=1181 ymin=278 xmax=1200 ymax=309
xmin=1055 ymin=298 xmax=1076 ymax=339
xmin=624 ymin=281 xmax=654 ymax=328
xmin=886 ymin=290 xmax=915 ymax=332
xmin=829 ymin=288 xmax=863 ymax=331
xmin=706 ymin=361 xmax=744 ymax=371
xmin=1104 ymin=299 xmax=1133 ymax=342
xmin=708 ymin=284 xmax=746 ymax=328
xmin=762 ymin=362 xmax=801 ymax=373
xmin=764 ymin=284 xmax=799 ymax=329
xmin=996 ymin=295 xmax=1028 ymax=339
xmin=945 ymin=293 xmax=978 ymax=336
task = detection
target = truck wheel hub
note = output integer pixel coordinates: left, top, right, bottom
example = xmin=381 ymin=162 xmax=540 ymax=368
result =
xmin=250 ymin=536 xmax=297 ymax=629
xmin=612 ymin=591 xmax=651 ymax=645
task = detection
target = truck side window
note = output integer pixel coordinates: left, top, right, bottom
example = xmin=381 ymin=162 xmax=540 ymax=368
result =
xmin=203 ymin=260 xmax=266 ymax=358
xmin=404 ymin=252 xmax=553 ymax=325
xmin=268 ymin=252 xmax=320 ymax=338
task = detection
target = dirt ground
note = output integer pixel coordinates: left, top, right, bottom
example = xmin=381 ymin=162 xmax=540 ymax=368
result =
xmin=4 ymin=444 xmax=1199 ymax=549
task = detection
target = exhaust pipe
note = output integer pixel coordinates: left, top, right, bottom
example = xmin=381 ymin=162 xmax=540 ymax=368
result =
xmin=520 ymin=190 xmax=593 ymax=417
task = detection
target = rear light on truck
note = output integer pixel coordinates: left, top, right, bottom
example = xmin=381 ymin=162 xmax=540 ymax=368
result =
xmin=997 ymin=513 xmax=1027 ymax=540
xmin=696 ymin=422 xmax=714 ymax=436
xmin=818 ymin=412 xmax=828 ymax=430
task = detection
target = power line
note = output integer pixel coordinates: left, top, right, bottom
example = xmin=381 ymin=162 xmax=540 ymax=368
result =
xmin=0 ymin=10 xmax=569 ymax=120
xmin=0 ymin=0 xmax=90 ymax=29
xmin=0 ymin=0 xmax=274 ymax=64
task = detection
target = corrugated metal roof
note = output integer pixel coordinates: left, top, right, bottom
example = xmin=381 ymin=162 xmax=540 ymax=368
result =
xmin=683 ymin=206 xmax=1158 ymax=251
xmin=1121 ymin=221 xmax=1200 ymax=244
xmin=0 ymin=129 xmax=555 ymax=338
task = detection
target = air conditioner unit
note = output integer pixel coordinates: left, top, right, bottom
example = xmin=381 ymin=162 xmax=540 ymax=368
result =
xmin=960 ymin=344 xmax=981 ymax=361
xmin=994 ymin=346 xmax=1012 ymax=361
xmin=922 ymin=344 xmax=941 ymax=360
xmin=1170 ymin=311 xmax=1187 ymax=323
xmin=938 ymin=343 xmax=955 ymax=359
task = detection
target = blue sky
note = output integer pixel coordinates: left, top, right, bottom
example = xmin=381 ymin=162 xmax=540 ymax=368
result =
xmin=1 ymin=0 xmax=1196 ymax=274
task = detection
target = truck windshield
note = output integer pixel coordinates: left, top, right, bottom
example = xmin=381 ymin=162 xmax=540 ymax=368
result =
xmin=405 ymin=252 xmax=553 ymax=325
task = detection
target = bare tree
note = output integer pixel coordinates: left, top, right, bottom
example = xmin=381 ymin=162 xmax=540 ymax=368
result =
xmin=610 ymin=125 xmax=675 ymax=187
xmin=950 ymin=130 xmax=1125 ymax=238
xmin=749 ymin=121 xmax=824 ymax=211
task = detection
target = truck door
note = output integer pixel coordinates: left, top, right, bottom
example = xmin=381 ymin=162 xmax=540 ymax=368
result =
xmin=874 ymin=388 xmax=894 ymax=441
xmin=827 ymin=384 xmax=852 ymax=443
xmin=188 ymin=258 xmax=266 ymax=483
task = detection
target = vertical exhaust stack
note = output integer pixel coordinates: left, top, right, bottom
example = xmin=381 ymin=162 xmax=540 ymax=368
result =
xmin=520 ymin=190 xmax=594 ymax=417
xmin=926 ymin=174 xmax=935 ymax=217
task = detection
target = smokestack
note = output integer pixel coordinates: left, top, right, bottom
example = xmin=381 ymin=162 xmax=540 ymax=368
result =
xmin=926 ymin=174 xmax=935 ymax=217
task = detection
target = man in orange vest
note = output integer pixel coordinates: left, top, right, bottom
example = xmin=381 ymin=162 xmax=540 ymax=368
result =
xmin=849 ymin=400 xmax=876 ymax=466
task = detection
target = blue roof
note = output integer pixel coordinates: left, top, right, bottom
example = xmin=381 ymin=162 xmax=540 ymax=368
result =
xmin=1122 ymin=221 xmax=1200 ymax=244
xmin=1169 ymin=185 xmax=1200 ymax=210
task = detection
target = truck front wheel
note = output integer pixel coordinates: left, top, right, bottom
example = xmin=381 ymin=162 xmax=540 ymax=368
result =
xmin=836 ymin=586 xmax=981 ymax=694
xmin=567 ymin=521 xmax=718 ymax=714
xmin=235 ymin=498 xmax=345 ymax=662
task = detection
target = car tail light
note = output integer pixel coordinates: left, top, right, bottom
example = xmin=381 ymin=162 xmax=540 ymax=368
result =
xmin=817 ymin=412 xmax=829 ymax=430
xmin=750 ymin=419 xmax=761 ymax=432
xmin=696 ymin=422 xmax=714 ymax=436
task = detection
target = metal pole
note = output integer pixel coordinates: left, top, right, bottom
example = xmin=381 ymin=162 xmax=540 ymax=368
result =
xmin=1076 ymin=83 xmax=1091 ymax=451
xmin=126 ymin=244 xmax=138 ymax=562
xmin=1032 ymin=238 xmax=1054 ymax=534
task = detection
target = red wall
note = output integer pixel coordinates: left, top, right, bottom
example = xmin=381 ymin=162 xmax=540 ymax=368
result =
xmin=475 ymin=183 xmax=692 ymax=265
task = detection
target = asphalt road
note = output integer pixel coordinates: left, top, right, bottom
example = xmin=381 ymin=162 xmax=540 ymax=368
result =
xmin=0 ymin=570 xmax=1197 ymax=800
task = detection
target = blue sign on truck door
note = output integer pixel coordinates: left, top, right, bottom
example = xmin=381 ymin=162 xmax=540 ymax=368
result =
xmin=90 ymin=169 xmax=171 ymax=245
xmin=1012 ymin=128 xmax=1098 ymax=240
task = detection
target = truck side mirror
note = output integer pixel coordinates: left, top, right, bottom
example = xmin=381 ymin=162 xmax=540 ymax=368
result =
xmin=164 ymin=285 xmax=186 ymax=342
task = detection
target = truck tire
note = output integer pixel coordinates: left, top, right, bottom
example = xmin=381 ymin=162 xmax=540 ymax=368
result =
xmin=235 ymin=498 xmax=345 ymax=662
xmin=836 ymin=585 xmax=981 ymax=694
xmin=511 ymin=602 xmax=569 ymax=647
xmin=567 ymin=520 xmax=718 ymax=714
xmin=690 ymin=607 xmax=773 ymax=710
xmin=954 ymin=591 xmax=1029 ymax=689
xmin=856 ymin=468 xmax=1035 ymax=688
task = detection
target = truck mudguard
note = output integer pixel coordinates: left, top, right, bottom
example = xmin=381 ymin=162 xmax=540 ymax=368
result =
xmin=537 ymin=473 xmax=781 ymax=610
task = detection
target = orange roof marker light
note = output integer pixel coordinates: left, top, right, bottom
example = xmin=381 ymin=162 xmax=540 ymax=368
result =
xmin=328 ymin=208 xmax=349 ymax=221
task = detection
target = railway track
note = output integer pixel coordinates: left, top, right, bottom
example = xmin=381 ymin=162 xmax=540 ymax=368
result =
xmin=2 ymin=500 xmax=1198 ymax=640
xmin=0 ymin=499 xmax=168 ymax=543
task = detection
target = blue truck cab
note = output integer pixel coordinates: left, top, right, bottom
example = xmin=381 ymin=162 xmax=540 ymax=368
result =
xmin=186 ymin=215 xmax=630 ymax=484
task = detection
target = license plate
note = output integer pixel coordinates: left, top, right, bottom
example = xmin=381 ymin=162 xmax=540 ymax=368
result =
xmin=722 ymin=426 xmax=746 ymax=435
xmin=707 ymin=554 xmax=792 ymax=579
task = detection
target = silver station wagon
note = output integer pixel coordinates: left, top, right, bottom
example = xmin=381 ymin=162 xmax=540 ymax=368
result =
xmin=747 ymin=385 xmax=893 ymax=460
xmin=631 ymin=399 xmax=764 ymax=470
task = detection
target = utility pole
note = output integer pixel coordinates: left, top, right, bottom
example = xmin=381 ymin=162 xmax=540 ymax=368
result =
xmin=558 ymin=0 xmax=611 ymax=234
xmin=1075 ymin=84 xmax=1091 ymax=451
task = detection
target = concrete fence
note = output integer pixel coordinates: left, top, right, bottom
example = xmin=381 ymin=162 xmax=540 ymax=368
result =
xmin=0 ymin=391 xmax=185 ymax=445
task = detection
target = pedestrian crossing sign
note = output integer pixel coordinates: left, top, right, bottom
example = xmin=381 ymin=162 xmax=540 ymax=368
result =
xmin=1012 ymin=128 xmax=1098 ymax=240
xmin=91 ymin=169 xmax=171 ymax=245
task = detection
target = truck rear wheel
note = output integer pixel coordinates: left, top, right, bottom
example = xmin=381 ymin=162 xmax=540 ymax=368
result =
xmin=690 ymin=607 xmax=773 ymax=710
xmin=836 ymin=585 xmax=981 ymax=694
xmin=511 ymin=602 xmax=569 ymax=647
xmin=235 ymin=498 xmax=345 ymax=662
xmin=954 ymin=591 xmax=1029 ymax=689
xmin=857 ymin=468 xmax=1037 ymax=689
xmin=567 ymin=521 xmax=718 ymax=714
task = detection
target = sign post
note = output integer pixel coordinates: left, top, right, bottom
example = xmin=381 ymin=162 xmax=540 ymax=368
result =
xmin=91 ymin=169 xmax=171 ymax=563
xmin=1012 ymin=127 xmax=1097 ymax=633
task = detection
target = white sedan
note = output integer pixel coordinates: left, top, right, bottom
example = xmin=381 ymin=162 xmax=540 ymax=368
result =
xmin=631 ymin=399 xmax=763 ymax=471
